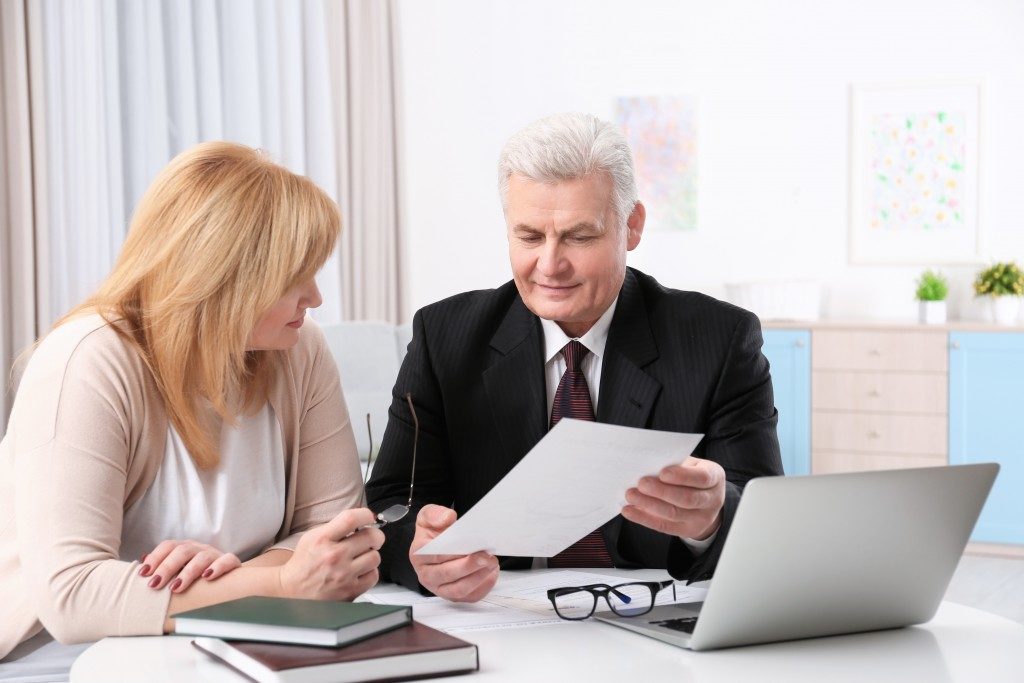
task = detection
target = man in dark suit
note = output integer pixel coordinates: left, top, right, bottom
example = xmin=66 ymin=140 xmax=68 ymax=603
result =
xmin=366 ymin=113 xmax=782 ymax=601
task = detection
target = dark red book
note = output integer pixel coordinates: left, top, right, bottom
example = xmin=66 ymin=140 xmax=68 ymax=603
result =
xmin=192 ymin=620 xmax=478 ymax=683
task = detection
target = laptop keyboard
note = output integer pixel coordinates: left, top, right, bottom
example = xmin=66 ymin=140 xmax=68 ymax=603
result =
xmin=649 ymin=616 xmax=699 ymax=634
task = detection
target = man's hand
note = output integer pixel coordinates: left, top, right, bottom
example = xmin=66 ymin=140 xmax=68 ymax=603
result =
xmin=410 ymin=504 xmax=499 ymax=602
xmin=621 ymin=457 xmax=726 ymax=542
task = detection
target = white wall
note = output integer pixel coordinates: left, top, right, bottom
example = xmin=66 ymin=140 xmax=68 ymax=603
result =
xmin=395 ymin=0 xmax=1024 ymax=323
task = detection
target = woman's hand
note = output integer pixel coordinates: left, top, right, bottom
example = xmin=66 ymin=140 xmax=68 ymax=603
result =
xmin=140 ymin=540 xmax=242 ymax=593
xmin=278 ymin=508 xmax=384 ymax=601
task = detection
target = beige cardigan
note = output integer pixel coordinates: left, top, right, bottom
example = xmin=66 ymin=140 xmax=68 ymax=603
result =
xmin=0 ymin=314 xmax=363 ymax=659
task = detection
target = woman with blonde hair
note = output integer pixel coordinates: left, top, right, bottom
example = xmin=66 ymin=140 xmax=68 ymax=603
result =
xmin=0 ymin=142 xmax=381 ymax=674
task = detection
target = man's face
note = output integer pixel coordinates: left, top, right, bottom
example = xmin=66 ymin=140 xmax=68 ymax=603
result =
xmin=505 ymin=172 xmax=644 ymax=337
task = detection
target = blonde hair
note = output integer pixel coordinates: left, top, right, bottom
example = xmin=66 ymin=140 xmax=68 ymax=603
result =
xmin=59 ymin=141 xmax=340 ymax=469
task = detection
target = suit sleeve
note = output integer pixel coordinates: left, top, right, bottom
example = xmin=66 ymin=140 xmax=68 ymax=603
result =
xmin=667 ymin=311 xmax=783 ymax=582
xmin=365 ymin=310 xmax=453 ymax=592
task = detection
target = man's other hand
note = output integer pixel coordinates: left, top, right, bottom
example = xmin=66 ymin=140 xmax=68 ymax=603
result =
xmin=621 ymin=457 xmax=726 ymax=542
xmin=409 ymin=504 xmax=499 ymax=602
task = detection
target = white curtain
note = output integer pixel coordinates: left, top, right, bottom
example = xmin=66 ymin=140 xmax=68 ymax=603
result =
xmin=0 ymin=0 xmax=43 ymax=429
xmin=34 ymin=0 xmax=404 ymax=327
xmin=0 ymin=0 xmax=403 ymax=432
xmin=329 ymin=0 xmax=402 ymax=322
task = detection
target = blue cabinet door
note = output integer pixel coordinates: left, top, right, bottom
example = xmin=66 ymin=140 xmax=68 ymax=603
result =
xmin=762 ymin=329 xmax=811 ymax=476
xmin=949 ymin=331 xmax=1024 ymax=544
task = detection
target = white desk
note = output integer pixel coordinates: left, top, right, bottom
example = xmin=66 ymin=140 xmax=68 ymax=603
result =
xmin=71 ymin=569 xmax=1024 ymax=683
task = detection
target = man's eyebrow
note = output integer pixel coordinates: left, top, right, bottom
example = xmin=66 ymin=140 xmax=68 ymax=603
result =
xmin=511 ymin=221 xmax=604 ymax=234
xmin=562 ymin=222 xmax=602 ymax=234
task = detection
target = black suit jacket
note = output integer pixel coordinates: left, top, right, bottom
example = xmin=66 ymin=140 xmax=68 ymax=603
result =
xmin=366 ymin=268 xmax=783 ymax=592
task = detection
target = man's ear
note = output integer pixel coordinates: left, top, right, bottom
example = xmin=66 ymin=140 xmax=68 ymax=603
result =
xmin=626 ymin=201 xmax=646 ymax=251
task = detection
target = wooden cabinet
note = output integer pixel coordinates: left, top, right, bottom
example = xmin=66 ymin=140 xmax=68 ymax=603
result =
xmin=949 ymin=332 xmax=1024 ymax=545
xmin=812 ymin=371 xmax=947 ymax=414
xmin=811 ymin=329 xmax=948 ymax=474
xmin=811 ymin=330 xmax=947 ymax=373
xmin=762 ymin=329 xmax=811 ymax=476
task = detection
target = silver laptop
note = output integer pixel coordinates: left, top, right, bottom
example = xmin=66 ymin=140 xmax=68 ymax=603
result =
xmin=596 ymin=463 xmax=998 ymax=651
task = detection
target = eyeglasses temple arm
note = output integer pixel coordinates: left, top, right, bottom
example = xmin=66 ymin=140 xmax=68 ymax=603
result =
xmin=361 ymin=414 xmax=374 ymax=506
xmin=404 ymin=392 xmax=418 ymax=508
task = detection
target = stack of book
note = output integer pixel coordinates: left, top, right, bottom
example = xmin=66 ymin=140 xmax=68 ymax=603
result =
xmin=175 ymin=596 xmax=478 ymax=683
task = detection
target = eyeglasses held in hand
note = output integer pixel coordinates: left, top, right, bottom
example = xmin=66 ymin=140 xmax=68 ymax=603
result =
xmin=363 ymin=392 xmax=419 ymax=529
xmin=547 ymin=580 xmax=677 ymax=620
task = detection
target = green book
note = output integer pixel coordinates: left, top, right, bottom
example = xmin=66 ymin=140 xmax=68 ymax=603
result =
xmin=174 ymin=597 xmax=411 ymax=647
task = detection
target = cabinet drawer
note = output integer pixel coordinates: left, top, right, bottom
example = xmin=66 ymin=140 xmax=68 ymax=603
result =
xmin=812 ymin=371 xmax=947 ymax=414
xmin=812 ymin=451 xmax=947 ymax=475
xmin=812 ymin=412 xmax=947 ymax=455
xmin=812 ymin=330 xmax=947 ymax=372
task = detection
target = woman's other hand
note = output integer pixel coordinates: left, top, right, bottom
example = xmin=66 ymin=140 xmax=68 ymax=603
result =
xmin=140 ymin=540 xmax=242 ymax=593
xmin=278 ymin=508 xmax=383 ymax=601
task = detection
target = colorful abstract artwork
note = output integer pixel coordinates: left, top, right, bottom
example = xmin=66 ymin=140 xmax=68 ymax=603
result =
xmin=850 ymin=83 xmax=981 ymax=264
xmin=615 ymin=96 xmax=697 ymax=231
xmin=868 ymin=110 xmax=966 ymax=232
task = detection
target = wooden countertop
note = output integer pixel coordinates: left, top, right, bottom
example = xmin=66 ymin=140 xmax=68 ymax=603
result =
xmin=761 ymin=319 xmax=1024 ymax=332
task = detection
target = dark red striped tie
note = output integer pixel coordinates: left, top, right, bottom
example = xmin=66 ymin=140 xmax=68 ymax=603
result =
xmin=547 ymin=340 xmax=614 ymax=568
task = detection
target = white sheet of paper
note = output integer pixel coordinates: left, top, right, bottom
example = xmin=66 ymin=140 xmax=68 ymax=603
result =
xmin=416 ymin=419 xmax=703 ymax=557
xmin=359 ymin=583 xmax=563 ymax=632
xmin=358 ymin=570 xmax=709 ymax=633
xmin=488 ymin=570 xmax=709 ymax=612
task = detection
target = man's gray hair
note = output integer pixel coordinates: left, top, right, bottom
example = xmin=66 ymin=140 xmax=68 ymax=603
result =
xmin=497 ymin=112 xmax=638 ymax=227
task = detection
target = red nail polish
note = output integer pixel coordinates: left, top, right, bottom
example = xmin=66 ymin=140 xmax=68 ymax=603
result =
xmin=138 ymin=564 xmax=151 ymax=577
xmin=170 ymin=578 xmax=182 ymax=592
xmin=202 ymin=568 xmax=213 ymax=579
xmin=148 ymin=575 xmax=161 ymax=589
xmin=139 ymin=553 xmax=147 ymax=563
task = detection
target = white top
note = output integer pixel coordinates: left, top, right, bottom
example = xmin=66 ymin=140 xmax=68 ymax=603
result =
xmin=120 ymin=403 xmax=286 ymax=563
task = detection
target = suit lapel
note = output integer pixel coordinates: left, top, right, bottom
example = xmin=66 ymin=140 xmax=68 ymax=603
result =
xmin=482 ymin=296 xmax=547 ymax=469
xmin=597 ymin=270 xmax=662 ymax=428
xmin=596 ymin=270 xmax=663 ymax=564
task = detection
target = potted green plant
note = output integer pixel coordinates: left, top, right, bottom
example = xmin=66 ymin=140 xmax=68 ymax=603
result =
xmin=915 ymin=270 xmax=948 ymax=325
xmin=974 ymin=261 xmax=1024 ymax=325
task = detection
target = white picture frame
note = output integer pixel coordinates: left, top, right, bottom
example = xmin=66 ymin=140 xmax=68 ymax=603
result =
xmin=848 ymin=81 xmax=983 ymax=265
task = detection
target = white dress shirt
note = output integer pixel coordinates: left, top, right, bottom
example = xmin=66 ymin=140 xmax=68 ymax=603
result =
xmin=535 ymin=298 xmax=716 ymax=566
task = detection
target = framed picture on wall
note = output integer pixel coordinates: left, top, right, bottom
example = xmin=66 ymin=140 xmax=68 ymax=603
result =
xmin=615 ymin=96 xmax=698 ymax=231
xmin=848 ymin=81 xmax=983 ymax=264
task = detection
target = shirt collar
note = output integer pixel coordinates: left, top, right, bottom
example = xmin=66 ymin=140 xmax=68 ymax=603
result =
xmin=539 ymin=296 xmax=619 ymax=365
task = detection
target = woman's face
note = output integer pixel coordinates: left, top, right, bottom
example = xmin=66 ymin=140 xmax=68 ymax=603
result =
xmin=248 ymin=278 xmax=323 ymax=350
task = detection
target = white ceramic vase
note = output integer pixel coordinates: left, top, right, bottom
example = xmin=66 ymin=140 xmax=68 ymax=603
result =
xmin=990 ymin=296 xmax=1021 ymax=326
xmin=918 ymin=301 xmax=947 ymax=325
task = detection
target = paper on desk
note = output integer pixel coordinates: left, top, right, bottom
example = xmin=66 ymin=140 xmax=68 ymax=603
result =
xmin=360 ymin=586 xmax=562 ymax=632
xmin=358 ymin=570 xmax=709 ymax=633
xmin=407 ymin=600 xmax=562 ymax=632
xmin=416 ymin=419 xmax=703 ymax=557
xmin=487 ymin=570 xmax=709 ymax=617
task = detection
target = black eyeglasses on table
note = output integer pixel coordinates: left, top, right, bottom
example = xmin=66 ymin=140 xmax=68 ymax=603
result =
xmin=362 ymin=392 xmax=419 ymax=529
xmin=547 ymin=580 xmax=677 ymax=620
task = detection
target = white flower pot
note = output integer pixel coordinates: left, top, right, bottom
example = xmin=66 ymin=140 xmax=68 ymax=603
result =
xmin=990 ymin=296 xmax=1021 ymax=326
xmin=918 ymin=301 xmax=946 ymax=325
